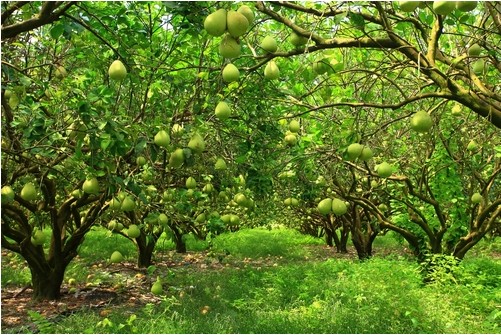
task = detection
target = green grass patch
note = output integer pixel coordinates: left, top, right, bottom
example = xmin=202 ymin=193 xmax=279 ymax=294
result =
xmin=211 ymin=227 xmax=324 ymax=259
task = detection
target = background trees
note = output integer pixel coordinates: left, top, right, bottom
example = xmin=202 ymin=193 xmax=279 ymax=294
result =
xmin=1 ymin=1 xmax=500 ymax=301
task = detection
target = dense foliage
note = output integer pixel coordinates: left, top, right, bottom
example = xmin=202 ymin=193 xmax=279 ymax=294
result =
xmin=1 ymin=1 xmax=500 ymax=300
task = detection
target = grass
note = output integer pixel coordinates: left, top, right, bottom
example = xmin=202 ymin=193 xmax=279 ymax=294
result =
xmin=2 ymin=227 xmax=500 ymax=334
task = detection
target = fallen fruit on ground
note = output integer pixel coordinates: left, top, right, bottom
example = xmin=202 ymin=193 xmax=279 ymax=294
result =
xmin=110 ymin=251 xmax=124 ymax=263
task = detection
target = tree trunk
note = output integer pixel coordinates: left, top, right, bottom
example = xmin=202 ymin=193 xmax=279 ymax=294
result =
xmin=29 ymin=265 xmax=65 ymax=301
xmin=325 ymin=227 xmax=334 ymax=247
xmin=136 ymin=236 xmax=158 ymax=268
xmin=339 ymin=226 xmax=349 ymax=253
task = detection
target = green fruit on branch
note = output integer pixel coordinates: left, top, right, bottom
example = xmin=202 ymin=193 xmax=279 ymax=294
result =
xmin=410 ymin=111 xmax=433 ymax=133
xmin=110 ymin=251 xmax=124 ymax=263
xmin=234 ymin=193 xmax=247 ymax=206
xmin=433 ymin=1 xmax=456 ymax=15
xmin=21 ymin=182 xmax=38 ymax=201
xmin=290 ymin=32 xmax=308 ymax=47
xmin=169 ymin=148 xmax=185 ymax=168
xmin=347 ymin=143 xmax=364 ymax=161
xmin=378 ymin=203 xmax=388 ymax=212
xmin=359 ymin=146 xmax=373 ymax=161
xmin=151 ymin=277 xmax=163 ymax=295
xmin=288 ymin=120 xmax=300 ymax=133
xmin=291 ymin=198 xmax=299 ymax=206
xmin=4 ymin=89 xmax=12 ymax=99
xmin=312 ymin=59 xmax=329 ymax=75
xmin=264 ymin=60 xmax=280 ymax=80
xmin=121 ymin=196 xmax=136 ymax=211
xmin=204 ymin=8 xmax=227 ymax=37
xmin=456 ymin=1 xmax=477 ymax=12
xmin=451 ymin=103 xmax=462 ymax=115
xmin=188 ymin=133 xmax=205 ymax=153
xmin=468 ymin=43 xmax=481 ymax=57
xmin=467 ymin=140 xmax=478 ymax=151
xmin=318 ymin=198 xmax=333 ymax=215
xmin=109 ymin=197 xmax=122 ymax=211
xmin=108 ymin=220 xmax=119 ymax=231
xmin=261 ymin=36 xmax=278 ymax=53
xmin=377 ymin=162 xmax=393 ymax=178
xmin=186 ymin=176 xmax=197 ymax=189
xmin=284 ymin=134 xmax=297 ymax=146
xmin=221 ymin=214 xmax=231 ymax=224
xmin=154 ymin=130 xmax=170 ymax=148
xmin=195 ymin=213 xmax=206 ymax=223
xmin=127 ymin=224 xmax=141 ymax=239
xmin=331 ymin=198 xmax=348 ymax=215
xmin=108 ymin=60 xmax=127 ymax=81
xmin=71 ymin=189 xmax=83 ymax=199
xmin=237 ymin=5 xmax=254 ymax=25
xmin=31 ymin=230 xmax=46 ymax=246
xmin=226 ymin=10 xmax=249 ymax=38
xmin=472 ymin=59 xmax=485 ymax=75
xmin=158 ymin=213 xmax=168 ymax=225
xmin=171 ymin=123 xmax=184 ymax=136
xmin=8 ymin=92 xmax=19 ymax=108
xmin=371 ymin=180 xmax=378 ymax=188
xmin=229 ymin=214 xmax=240 ymax=225
xmin=136 ymin=156 xmax=147 ymax=166
xmin=471 ymin=192 xmax=482 ymax=204
xmin=54 ymin=65 xmax=67 ymax=79
xmin=284 ymin=198 xmax=292 ymax=206
xmin=222 ymin=63 xmax=240 ymax=83
xmin=398 ymin=1 xmax=420 ymax=12
xmin=215 ymin=158 xmax=227 ymax=170
xmin=203 ymin=183 xmax=214 ymax=193
xmin=82 ymin=177 xmax=100 ymax=194
xmin=215 ymin=101 xmax=231 ymax=120
xmin=219 ymin=34 xmax=241 ymax=59
xmin=1 ymin=185 xmax=15 ymax=204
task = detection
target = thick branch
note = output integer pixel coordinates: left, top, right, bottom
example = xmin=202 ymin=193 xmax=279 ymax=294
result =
xmin=1 ymin=2 xmax=75 ymax=40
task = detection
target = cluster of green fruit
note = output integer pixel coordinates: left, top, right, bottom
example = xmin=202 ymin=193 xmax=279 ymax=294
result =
xmin=284 ymin=120 xmax=300 ymax=146
xmin=398 ymin=1 xmax=478 ymax=15
xmin=346 ymin=143 xmax=373 ymax=162
xmin=317 ymin=197 xmax=348 ymax=216
xmin=204 ymin=5 xmax=254 ymax=83
xmin=153 ymin=128 xmax=206 ymax=168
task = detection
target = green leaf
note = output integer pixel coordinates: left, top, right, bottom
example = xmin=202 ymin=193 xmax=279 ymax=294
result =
xmin=50 ymin=24 xmax=65 ymax=39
